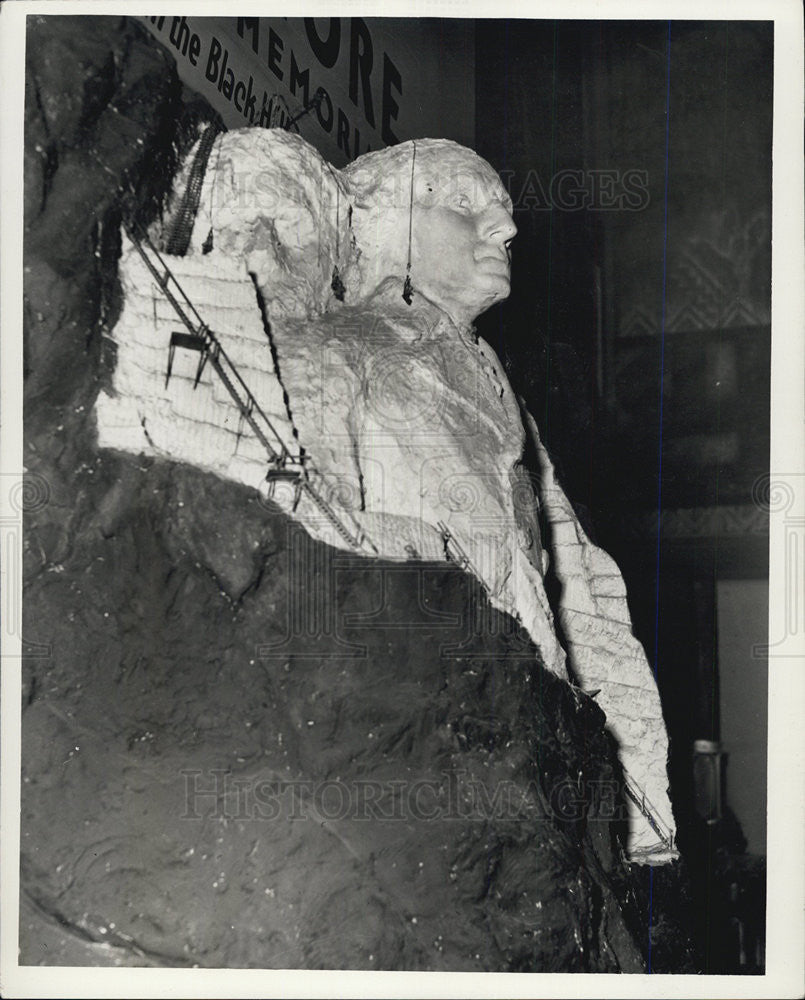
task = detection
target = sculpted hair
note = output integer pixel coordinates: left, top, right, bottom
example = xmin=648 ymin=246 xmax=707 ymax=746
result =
xmin=341 ymin=138 xmax=513 ymax=301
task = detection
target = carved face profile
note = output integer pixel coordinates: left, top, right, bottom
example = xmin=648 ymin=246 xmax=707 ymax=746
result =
xmin=169 ymin=131 xmax=515 ymax=327
xmin=344 ymin=139 xmax=517 ymax=326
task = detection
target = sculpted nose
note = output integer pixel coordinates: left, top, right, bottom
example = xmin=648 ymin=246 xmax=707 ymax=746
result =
xmin=481 ymin=203 xmax=517 ymax=243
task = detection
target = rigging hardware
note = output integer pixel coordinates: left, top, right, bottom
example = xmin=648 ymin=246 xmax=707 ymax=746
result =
xmin=164 ymin=123 xmax=223 ymax=257
xmin=436 ymin=520 xmax=489 ymax=596
xmin=124 ymin=218 xmax=374 ymax=553
xmin=623 ymin=769 xmax=676 ymax=854
xmin=285 ymin=87 xmax=328 ymax=130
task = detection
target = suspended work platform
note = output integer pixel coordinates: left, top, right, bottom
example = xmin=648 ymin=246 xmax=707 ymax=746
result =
xmin=123 ymin=218 xmax=376 ymax=556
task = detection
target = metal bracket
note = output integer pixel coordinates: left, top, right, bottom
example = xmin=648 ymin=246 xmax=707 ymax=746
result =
xmin=166 ymin=331 xmax=206 ymax=388
xmin=235 ymin=397 xmax=255 ymax=454
xmin=263 ymin=466 xmax=304 ymax=512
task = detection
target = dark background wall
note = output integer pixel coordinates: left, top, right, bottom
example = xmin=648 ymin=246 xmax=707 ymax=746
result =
xmin=475 ymin=19 xmax=772 ymax=518
xmin=475 ymin=19 xmax=772 ymax=968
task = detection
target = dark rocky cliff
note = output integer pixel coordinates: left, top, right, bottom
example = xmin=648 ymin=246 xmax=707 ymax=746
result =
xmin=20 ymin=14 xmax=692 ymax=971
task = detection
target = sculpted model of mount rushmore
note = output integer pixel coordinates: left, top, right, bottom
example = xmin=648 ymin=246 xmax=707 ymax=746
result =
xmin=96 ymin=126 xmax=676 ymax=862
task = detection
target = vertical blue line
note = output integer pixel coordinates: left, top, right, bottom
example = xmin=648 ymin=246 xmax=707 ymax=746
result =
xmin=649 ymin=19 xmax=672 ymax=977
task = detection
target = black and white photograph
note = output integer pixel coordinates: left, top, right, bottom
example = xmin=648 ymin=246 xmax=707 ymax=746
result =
xmin=1 ymin=1 xmax=802 ymax=997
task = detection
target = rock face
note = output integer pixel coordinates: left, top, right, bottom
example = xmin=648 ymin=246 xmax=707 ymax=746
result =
xmin=20 ymin=14 xmax=693 ymax=972
xmin=96 ymin=126 xmax=675 ymax=860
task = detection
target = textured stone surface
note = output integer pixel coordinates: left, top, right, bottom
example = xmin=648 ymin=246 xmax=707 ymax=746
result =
xmin=96 ymin=126 xmax=675 ymax=860
xmin=96 ymin=239 xmax=564 ymax=670
xmin=22 ymin=457 xmax=652 ymax=971
xmin=524 ymin=411 xmax=676 ymax=859
xmin=21 ymin=14 xmax=698 ymax=973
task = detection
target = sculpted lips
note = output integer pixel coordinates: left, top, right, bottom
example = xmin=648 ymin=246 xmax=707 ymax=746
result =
xmin=474 ymin=248 xmax=511 ymax=278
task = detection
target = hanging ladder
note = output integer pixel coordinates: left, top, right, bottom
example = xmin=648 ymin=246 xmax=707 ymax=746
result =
xmin=622 ymin=769 xmax=677 ymax=857
xmin=436 ymin=520 xmax=493 ymax=599
xmin=124 ymin=219 xmax=375 ymax=554
xmin=164 ymin=122 xmax=222 ymax=256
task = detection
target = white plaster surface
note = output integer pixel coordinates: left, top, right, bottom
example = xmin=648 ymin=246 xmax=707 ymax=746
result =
xmin=96 ymin=128 xmax=676 ymax=861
